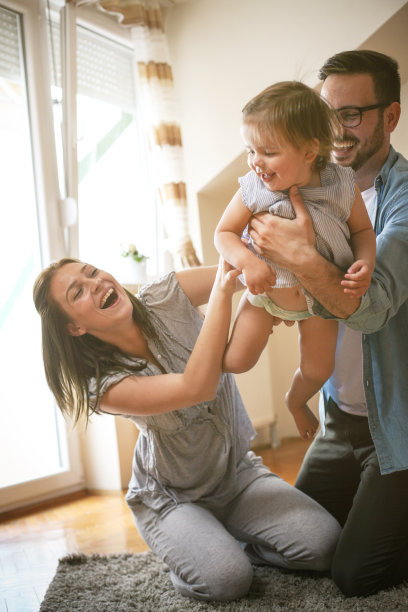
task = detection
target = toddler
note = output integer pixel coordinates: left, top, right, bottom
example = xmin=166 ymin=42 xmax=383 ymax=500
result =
xmin=214 ymin=81 xmax=376 ymax=440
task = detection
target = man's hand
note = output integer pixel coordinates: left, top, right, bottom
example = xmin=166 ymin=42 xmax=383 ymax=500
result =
xmin=248 ymin=186 xmax=316 ymax=273
xmin=247 ymin=186 xmax=361 ymax=318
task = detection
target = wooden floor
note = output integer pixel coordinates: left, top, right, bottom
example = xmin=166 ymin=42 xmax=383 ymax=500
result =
xmin=0 ymin=437 xmax=310 ymax=612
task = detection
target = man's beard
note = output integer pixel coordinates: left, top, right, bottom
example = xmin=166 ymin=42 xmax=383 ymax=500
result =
xmin=335 ymin=114 xmax=385 ymax=172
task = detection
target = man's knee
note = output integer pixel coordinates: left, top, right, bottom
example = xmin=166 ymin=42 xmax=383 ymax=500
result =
xmin=332 ymin=558 xmax=376 ymax=597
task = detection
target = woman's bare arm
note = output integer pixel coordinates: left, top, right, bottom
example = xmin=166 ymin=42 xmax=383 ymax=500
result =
xmin=100 ymin=260 xmax=240 ymax=416
xmin=175 ymin=265 xmax=218 ymax=307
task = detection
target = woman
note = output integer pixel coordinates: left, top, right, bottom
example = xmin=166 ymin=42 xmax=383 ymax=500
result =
xmin=33 ymin=257 xmax=340 ymax=602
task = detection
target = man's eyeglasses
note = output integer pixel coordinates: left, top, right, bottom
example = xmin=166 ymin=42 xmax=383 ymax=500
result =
xmin=336 ymin=103 xmax=390 ymax=128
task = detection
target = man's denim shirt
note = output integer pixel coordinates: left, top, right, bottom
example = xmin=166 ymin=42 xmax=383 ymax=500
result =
xmin=313 ymin=147 xmax=408 ymax=475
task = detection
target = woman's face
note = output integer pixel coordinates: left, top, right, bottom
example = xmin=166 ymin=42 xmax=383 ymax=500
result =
xmin=50 ymin=261 xmax=133 ymax=337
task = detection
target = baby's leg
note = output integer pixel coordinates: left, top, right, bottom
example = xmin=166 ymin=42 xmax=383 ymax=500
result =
xmin=286 ymin=317 xmax=338 ymax=440
xmin=223 ymin=293 xmax=274 ymax=373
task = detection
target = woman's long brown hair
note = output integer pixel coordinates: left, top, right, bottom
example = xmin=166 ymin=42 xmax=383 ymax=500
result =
xmin=33 ymin=258 xmax=157 ymax=425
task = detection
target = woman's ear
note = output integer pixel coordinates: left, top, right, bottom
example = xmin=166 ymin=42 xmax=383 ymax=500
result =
xmin=67 ymin=322 xmax=87 ymax=336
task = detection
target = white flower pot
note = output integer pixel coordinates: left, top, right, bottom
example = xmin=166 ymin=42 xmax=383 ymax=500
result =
xmin=121 ymin=257 xmax=147 ymax=284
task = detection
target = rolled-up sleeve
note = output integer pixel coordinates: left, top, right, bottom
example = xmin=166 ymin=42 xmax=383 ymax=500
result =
xmin=313 ymin=182 xmax=408 ymax=334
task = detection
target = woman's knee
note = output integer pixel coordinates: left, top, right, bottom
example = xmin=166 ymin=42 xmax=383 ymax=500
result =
xmin=296 ymin=511 xmax=341 ymax=572
xmin=246 ymin=513 xmax=340 ymax=573
xmin=172 ymin=553 xmax=253 ymax=601
xmin=298 ymin=501 xmax=341 ymax=572
xmin=206 ymin=555 xmax=253 ymax=601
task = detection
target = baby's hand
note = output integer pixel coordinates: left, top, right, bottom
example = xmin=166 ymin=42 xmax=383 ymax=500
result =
xmin=242 ymin=259 xmax=275 ymax=295
xmin=289 ymin=404 xmax=319 ymax=441
xmin=341 ymin=259 xmax=372 ymax=298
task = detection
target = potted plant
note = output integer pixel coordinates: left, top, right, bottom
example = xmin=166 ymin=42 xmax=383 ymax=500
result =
xmin=121 ymin=243 xmax=148 ymax=284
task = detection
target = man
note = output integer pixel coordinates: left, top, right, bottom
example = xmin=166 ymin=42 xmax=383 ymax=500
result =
xmin=248 ymin=50 xmax=408 ymax=597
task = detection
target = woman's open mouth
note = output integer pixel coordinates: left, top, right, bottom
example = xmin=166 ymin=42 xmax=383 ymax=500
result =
xmin=100 ymin=288 xmax=119 ymax=309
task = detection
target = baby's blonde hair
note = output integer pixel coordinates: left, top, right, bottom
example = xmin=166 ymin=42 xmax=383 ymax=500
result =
xmin=242 ymin=81 xmax=339 ymax=170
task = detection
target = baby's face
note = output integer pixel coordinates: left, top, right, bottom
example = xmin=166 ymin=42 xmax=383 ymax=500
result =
xmin=241 ymin=123 xmax=315 ymax=191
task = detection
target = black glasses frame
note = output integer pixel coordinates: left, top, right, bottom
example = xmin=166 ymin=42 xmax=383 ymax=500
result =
xmin=336 ymin=103 xmax=390 ymax=128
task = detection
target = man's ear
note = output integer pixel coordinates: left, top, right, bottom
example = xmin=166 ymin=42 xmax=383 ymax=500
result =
xmin=384 ymin=101 xmax=401 ymax=134
xmin=67 ymin=322 xmax=87 ymax=336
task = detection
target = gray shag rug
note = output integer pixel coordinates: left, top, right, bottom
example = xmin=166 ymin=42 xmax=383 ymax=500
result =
xmin=39 ymin=551 xmax=408 ymax=611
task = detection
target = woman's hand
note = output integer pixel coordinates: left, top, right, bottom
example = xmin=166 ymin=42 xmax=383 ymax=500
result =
xmin=214 ymin=257 xmax=241 ymax=295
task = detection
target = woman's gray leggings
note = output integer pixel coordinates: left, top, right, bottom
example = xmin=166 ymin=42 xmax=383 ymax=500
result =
xmin=128 ymin=473 xmax=340 ymax=601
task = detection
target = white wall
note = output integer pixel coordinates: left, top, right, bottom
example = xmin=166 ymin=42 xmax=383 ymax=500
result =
xmin=79 ymin=413 xmax=138 ymax=491
xmin=162 ymin=0 xmax=408 ymax=440
xmin=79 ymin=414 xmax=122 ymax=491
xmin=392 ymin=80 xmax=408 ymax=155
xmin=164 ymin=0 xmax=407 ymax=204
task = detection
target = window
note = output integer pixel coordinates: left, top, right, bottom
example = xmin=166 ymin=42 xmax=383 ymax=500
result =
xmin=0 ymin=0 xmax=162 ymax=511
xmin=48 ymin=12 xmax=163 ymax=281
xmin=0 ymin=0 xmax=83 ymax=512
xmin=76 ymin=27 xmax=159 ymax=280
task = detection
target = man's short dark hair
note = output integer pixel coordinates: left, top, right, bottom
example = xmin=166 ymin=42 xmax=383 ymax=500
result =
xmin=319 ymin=50 xmax=401 ymax=104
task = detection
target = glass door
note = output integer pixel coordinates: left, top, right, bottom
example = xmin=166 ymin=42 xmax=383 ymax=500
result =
xmin=0 ymin=0 xmax=83 ymax=513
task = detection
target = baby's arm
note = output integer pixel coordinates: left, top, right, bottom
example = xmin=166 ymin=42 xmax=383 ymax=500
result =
xmin=215 ymin=188 xmax=275 ymax=294
xmin=342 ymin=185 xmax=376 ymax=297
